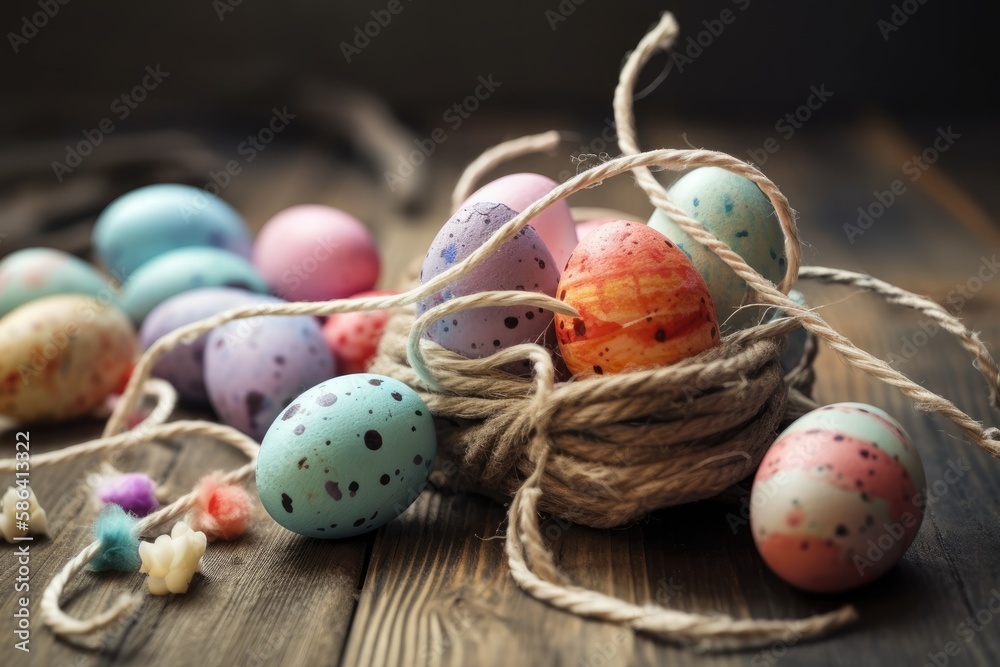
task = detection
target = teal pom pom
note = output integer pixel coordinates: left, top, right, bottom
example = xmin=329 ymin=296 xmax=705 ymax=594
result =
xmin=89 ymin=504 xmax=140 ymax=572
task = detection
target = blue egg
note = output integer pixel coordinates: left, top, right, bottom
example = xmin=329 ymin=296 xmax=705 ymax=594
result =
xmin=649 ymin=167 xmax=786 ymax=331
xmin=203 ymin=300 xmax=336 ymax=441
xmin=0 ymin=248 xmax=115 ymax=318
xmin=256 ymin=374 xmax=436 ymax=539
xmin=770 ymin=289 xmax=810 ymax=373
xmin=120 ymin=247 xmax=269 ymax=322
xmin=93 ymin=184 xmax=252 ymax=280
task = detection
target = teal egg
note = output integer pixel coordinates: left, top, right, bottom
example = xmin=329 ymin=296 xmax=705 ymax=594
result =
xmin=770 ymin=289 xmax=810 ymax=373
xmin=120 ymin=247 xmax=268 ymax=322
xmin=649 ymin=167 xmax=786 ymax=330
xmin=93 ymin=184 xmax=252 ymax=280
xmin=256 ymin=374 xmax=437 ymax=539
xmin=0 ymin=248 xmax=115 ymax=318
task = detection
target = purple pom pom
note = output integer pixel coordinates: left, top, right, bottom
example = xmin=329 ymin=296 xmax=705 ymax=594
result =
xmin=97 ymin=473 xmax=159 ymax=517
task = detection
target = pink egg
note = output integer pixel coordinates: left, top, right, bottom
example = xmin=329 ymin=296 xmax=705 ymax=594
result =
xmin=322 ymin=290 xmax=397 ymax=374
xmin=750 ymin=403 xmax=926 ymax=593
xmin=460 ymin=173 xmax=577 ymax=270
xmin=252 ymin=205 xmax=380 ymax=302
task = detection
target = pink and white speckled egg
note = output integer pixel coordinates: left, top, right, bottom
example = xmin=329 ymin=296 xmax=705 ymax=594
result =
xmin=418 ymin=202 xmax=559 ymax=373
xmin=750 ymin=402 xmax=926 ymax=593
xmin=252 ymin=204 xmax=380 ymax=302
xmin=204 ymin=297 xmax=336 ymax=441
xmin=460 ymin=173 xmax=577 ymax=270
xmin=322 ymin=290 xmax=397 ymax=375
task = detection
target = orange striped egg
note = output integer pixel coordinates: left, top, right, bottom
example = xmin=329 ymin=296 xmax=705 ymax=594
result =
xmin=554 ymin=220 xmax=719 ymax=376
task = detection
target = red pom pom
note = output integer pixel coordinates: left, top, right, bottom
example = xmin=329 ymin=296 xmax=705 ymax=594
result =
xmin=187 ymin=473 xmax=252 ymax=541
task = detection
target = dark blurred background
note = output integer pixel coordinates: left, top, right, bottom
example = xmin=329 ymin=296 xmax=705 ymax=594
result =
xmin=1 ymin=0 xmax=996 ymax=283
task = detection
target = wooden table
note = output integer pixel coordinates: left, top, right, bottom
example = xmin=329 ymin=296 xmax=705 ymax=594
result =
xmin=3 ymin=113 xmax=999 ymax=666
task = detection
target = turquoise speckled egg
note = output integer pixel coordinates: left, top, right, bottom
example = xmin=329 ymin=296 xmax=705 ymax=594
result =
xmin=750 ymin=402 xmax=926 ymax=593
xmin=93 ymin=184 xmax=252 ymax=280
xmin=256 ymin=374 xmax=436 ymax=539
xmin=120 ymin=247 xmax=269 ymax=322
xmin=0 ymin=248 xmax=115 ymax=318
xmin=649 ymin=167 xmax=786 ymax=331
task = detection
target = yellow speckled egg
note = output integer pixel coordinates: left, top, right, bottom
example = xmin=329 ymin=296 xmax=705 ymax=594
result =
xmin=0 ymin=295 xmax=137 ymax=422
xmin=555 ymin=220 xmax=719 ymax=376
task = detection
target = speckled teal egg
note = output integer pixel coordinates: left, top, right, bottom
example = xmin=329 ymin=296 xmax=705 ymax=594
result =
xmin=649 ymin=167 xmax=786 ymax=331
xmin=256 ymin=374 xmax=437 ymax=539
xmin=119 ymin=247 xmax=269 ymax=322
xmin=0 ymin=248 xmax=115 ymax=318
xmin=750 ymin=402 xmax=926 ymax=593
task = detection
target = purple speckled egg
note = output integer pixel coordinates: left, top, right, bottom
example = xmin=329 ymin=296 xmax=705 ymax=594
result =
xmin=204 ymin=301 xmax=336 ymax=441
xmin=460 ymin=173 xmax=578 ymax=270
xmin=417 ymin=202 xmax=560 ymax=373
xmin=139 ymin=288 xmax=274 ymax=405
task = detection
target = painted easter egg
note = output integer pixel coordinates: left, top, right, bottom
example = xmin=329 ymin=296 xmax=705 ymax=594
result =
xmin=252 ymin=205 xmax=380 ymax=302
xmin=120 ymin=247 xmax=269 ymax=323
xmin=417 ymin=202 xmax=560 ymax=371
xmin=0 ymin=248 xmax=115 ymax=319
xmin=750 ymin=402 xmax=927 ymax=593
xmin=649 ymin=167 xmax=786 ymax=331
xmin=555 ymin=220 xmax=719 ymax=376
xmin=139 ymin=288 xmax=275 ymax=404
xmin=93 ymin=184 xmax=252 ymax=280
xmin=768 ymin=289 xmax=810 ymax=374
xmin=460 ymin=173 xmax=578 ymax=270
xmin=322 ymin=290 xmax=397 ymax=375
xmin=255 ymin=374 xmax=436 ymax=539
xmin=0 ymin=295 xmax=136 ymax=422
xmin=203 ymin=298 xmax=336 ymax=441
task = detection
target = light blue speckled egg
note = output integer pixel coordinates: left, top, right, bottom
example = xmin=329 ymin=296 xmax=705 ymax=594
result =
xmin=649 ymin=167 xmax=787 ymax=331
xmin=119 ymin=247 xmax=269 ymax=322
xmin=769 ymin=289 xmax=810 ymax=373
xmin=203 ymin=299 xmax=335 ymax=441
xmin=93 ymin=184 xmax=252 ymax=280
xmin=255 ymin=374 xmax=436 ymax=539
xmin=0 ymin=248 xmax=115 ymax=318
xmin=139 ymin=287 xmax=275 ymax=404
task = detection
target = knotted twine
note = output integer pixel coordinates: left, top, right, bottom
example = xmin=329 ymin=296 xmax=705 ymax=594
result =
xmin=1 ymin=10 xmax=998 ymax=651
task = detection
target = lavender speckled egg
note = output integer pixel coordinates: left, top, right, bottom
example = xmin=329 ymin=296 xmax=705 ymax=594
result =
xmin=120 ymin=247 xmax=269 ymax=323
xmin=750 ymin=402 xmax=926 ymax=593
xmin=0 ymin=248 xmax=115 ymax=318
xmin=460 ymin=173 xmax=578 ymax=270
xmin=649 ymin=167 xmax=786 ymax=331
xmin=418 ymin=203 xmax=560 ymax=372
xmin=255 ymin=374 xmax=436 ymax=539
xmin=93 ymin=184 xmax=252 ymax=281
xmin=139 ymin=288 xmax=275 ymax=404
xmin=204 ymin=301 xmax=336 ymax=441
xmin=252 ymin=205 xmax=380 ymax=302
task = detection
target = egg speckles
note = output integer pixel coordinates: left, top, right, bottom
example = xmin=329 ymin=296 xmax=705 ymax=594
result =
xmin=649 ymin=167 xmax=786 ymax=331
xmin=750 ymin=402 xmax=926 ymax=593
xmin=255 ymin=374 xmax=436 ymax=539
xmin=555 ymin=220 xmax=719 ymax=376
xmin=417 ymin=203 xmax=560 ymax=369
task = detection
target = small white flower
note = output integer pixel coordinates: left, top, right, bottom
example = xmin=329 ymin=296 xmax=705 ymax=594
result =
xmin=0 ymin=486 xmax=49 ymax=543
xmin=138 ymin=521 xmax=207 ymax=595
